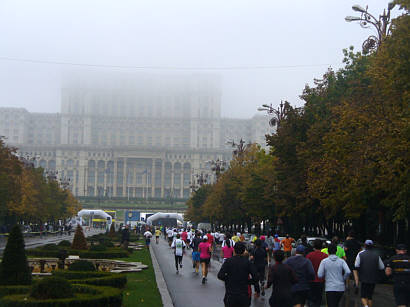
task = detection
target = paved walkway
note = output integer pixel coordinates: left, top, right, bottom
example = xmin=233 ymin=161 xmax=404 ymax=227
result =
xmin=152 ymin=237 xmax=396 ymax=307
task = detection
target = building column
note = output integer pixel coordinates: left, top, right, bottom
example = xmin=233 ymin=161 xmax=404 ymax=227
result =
xmin=94 ymin=164 xmax=98 ymax=197
xmin=122 ymin=158 xmax=127 ymax=198
xmin=151 ymin=159 xmax=155 ymax=197
xmin=113 ymin=159 xmax=118 ymax=197
xmin=161 ymin=160 xmax=165 ymax=198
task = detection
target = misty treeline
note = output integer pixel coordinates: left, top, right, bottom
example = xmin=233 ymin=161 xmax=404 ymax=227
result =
xmin=0 ymin=138 xmax=81 ymax=229
xmin=185 ymin=2 xmax=409 ymax=244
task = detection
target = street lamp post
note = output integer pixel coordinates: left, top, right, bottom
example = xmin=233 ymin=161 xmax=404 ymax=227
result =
xmin=345 ymin=2 xmax=396 ymax=53
xmin=206 ymin=159 xmax=226 ymax=179
xmin=257 ymin=100 xmax=287 ymax=128
xmin=226 ymin=138 xmax=249 ymax=157
xmin=190 ymin=172 xmax=209 ymax=192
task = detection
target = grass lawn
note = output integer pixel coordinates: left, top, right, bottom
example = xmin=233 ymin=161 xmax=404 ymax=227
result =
xmin=119 ymin=242 xmax=162 ymax=307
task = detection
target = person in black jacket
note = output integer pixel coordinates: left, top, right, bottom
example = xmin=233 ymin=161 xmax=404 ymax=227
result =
xmin=353 ymin=240 xmax=385 ymax=307
xmin=250 ymin=239 xmax=268 ymax=297
xmin=217 ymin=242 xmax=258 ymax=307
xmin=265 ymin=250 xmax=297 ymax=307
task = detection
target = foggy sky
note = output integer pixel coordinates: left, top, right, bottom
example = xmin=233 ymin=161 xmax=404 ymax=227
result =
xmin=0 ymin=0 xmax=400 ymax=118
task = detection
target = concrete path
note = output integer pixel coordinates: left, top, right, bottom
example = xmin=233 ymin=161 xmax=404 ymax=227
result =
xmin=151 ymin=237 xmax=272 ymax=307
xmin=152 ymin=237 xmax=396 ymax=307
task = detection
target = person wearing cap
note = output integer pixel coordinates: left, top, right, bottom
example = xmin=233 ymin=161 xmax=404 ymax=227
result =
xmin=353 ymin=239 xmax=385 ymax=307
xmin=218 ymin=242 xmax=258 ymax=307
xmin=385 ymin=244 xmax=410 ymax=307
xmin=284 ymin=244 xmax=315 ymax=307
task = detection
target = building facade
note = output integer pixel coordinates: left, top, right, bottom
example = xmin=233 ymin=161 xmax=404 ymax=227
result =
xmin=0 ymin=74 xmax=273 ymax=199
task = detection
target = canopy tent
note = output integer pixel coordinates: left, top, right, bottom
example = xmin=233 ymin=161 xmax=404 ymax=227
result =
xmin=77 ymin=209 xmax=112 ymax=229
xmin=146 ymin=212 xmax=184 ymax=226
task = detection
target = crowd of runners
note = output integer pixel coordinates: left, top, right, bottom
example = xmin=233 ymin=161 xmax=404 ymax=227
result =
xmin=146 ymin=226 xmax=409 ymax=307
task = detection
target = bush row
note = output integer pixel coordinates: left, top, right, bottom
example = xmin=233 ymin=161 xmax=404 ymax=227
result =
xmin=0 ymin=285 xmax=122 ymax=307
xmin=26 ymin=248 xmax=129 ymax=259
xmin=52 ymin=271 xmax=127 ymax=288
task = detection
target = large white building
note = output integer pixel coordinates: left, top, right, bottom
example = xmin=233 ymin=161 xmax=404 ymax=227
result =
xmin=0 ymin=74 xmax=272 ymax=200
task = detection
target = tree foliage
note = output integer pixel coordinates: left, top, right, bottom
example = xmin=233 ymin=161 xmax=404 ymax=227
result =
xmin=185 ymin=7 xmax=409 ymax=242
xmin=0 ymin=138 xmax=81 ymax=226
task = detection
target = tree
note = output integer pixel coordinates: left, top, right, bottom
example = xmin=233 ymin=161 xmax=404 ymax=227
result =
xmin=0 ymin=224 xmax=31 ymax=285
xmin=71 ymin=225 xmax=88 ymax=250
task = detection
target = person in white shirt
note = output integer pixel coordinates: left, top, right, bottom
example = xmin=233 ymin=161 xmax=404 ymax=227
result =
xmin=143 ymin=230 xmax=153 ymax=249
xmin=171 ymin=233 xmax=186 ymax=274
xmin=186 ymin=229 xmax=193 ymax=249
xmin=167 ymin=228 xmax=174 ymax=246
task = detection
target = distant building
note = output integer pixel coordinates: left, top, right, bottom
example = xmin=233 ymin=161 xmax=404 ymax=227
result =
xmin=0 ymin=74 xmax=273 ymax=199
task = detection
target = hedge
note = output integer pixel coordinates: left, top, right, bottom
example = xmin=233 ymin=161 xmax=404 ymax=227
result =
xmin=52 ymin=271 xmax=111 ymax=280
xmin=0 ymin=285 xmax=122 ymax=307
xmin=26 ymin=248 xmax=129 ymax=259
xmin=52 ymin=271 xmax=127 ymax=289
xmin=0 ymin=286 xmax=30 ymax=298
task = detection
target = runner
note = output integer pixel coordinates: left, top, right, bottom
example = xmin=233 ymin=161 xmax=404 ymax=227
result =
xmin=155 ymin=227 xmax=161 ymax=244
xmin=321 ymin=236 xmax=346 ymax=260
xmin=217 ymin=242 xmax=258 ymax=307
xmin=281 ymin=234 xmax=295 ymax=258
xmin=171 ymin=233 xmax=186 ymax=274
xmin=266 ymin=232 xmax=274 ymax=264
xmin=221 ymin=237 xmax=234 ymax=263
xmin=353 ymin=239 xmax=385 ymax=307
xmin=191 ymin=231 xmax=202 ymax=274
xmin=344 ymin=231 xmax=362 ymax=291
xmin=317 ymin=243 xmax=351 ymax=307
xmin=181 ymin=228 xmax=188 ymax=247
xmin=284 ymin=245 xmax=315 ymax=307
xmin=186 ymin=228 xmax=192 ymax=249
xmin=251 ymin=239 xmax=268 ymax=298
xmin=143 ymin=229 xmax=153 ymax=249
xmin=306 ymin=239 xmax=328 ymax=307
xmin=265 ymin=250 xmax=297 ymax=307
xmin=166 ymin=227 xmax=174 ymax=246
xmin=385 ymin=244 xmax=409 ymax=307
xmin=199 ymin=235 xmax=212 ymax=284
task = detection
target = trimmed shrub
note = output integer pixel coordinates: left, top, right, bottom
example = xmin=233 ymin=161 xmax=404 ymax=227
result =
xmin=71 ymin=225 xmax=88 ymax=250
xmin=0 ymin=286 xmax=30 ymax=298
xmin=98 ymin=238 xmax=114 ymax=248
xmin=42 ymin=243 xmax=59 ymax=250
xmin=30 ymin=276 xmax=74 ymax=299
xmin=71 ymin=275 xmax=127 ymax=288
xmin=68 ymin=260 xmax=96 ymax=272
xmin=0 ymin=285 xmax=123 ymax=307
xmin=52 ymin=271 xmax=127 ymax=288
xmin=26 ymin=248 xmax=129 ymax=259
xmin=108 ymin=223 xmax=116 ymax=237
xmin=58 ymin=240 xmax=71 ymax=247
xmin=0 ymin=225 xmax=32 ymax=285
xmin=52 ymin=271 xmax=111 ymax=280
xmin=90 ymin=244 xmax=107 ymax=252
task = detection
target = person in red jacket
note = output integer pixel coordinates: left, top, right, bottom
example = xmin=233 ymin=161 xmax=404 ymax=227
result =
xmin=306 ymin=239 xmax=328 ymax=307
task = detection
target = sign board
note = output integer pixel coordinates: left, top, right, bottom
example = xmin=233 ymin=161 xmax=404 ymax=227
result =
xmin=124 ymin=210 xmax=140 ymax=224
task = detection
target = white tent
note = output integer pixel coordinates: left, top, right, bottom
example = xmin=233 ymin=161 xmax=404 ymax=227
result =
xmin=146 ymin=212 xmax=184 ymax=225
xmin=77 ymin=209 xmax=112 ymax=229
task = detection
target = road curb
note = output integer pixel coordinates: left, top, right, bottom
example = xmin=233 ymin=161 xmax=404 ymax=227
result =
xmin=150 ymin=244 xmax=174 ymax=307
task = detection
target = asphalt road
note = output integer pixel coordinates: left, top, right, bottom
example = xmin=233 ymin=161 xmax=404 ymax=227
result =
xmin=152 ymin=237 xmax=396 ymax=307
